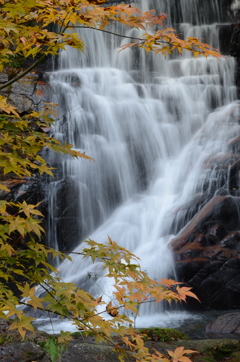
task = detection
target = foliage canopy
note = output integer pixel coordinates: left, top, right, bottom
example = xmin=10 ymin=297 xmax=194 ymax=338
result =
xmin=0 ymin=0 xmax=218 ymax=361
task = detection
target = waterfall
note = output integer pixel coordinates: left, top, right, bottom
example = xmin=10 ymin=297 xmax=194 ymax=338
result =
xmin=45 ymin=0 xmax=238 ymax=330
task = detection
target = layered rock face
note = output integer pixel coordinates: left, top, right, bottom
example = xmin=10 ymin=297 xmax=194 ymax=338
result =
xmin=171 ymin=138 xmax=240 ymax=309
xmin=172 ymin=196 xmax=240 ymax=310
xmin=166 ymin=6 xmax=240 ymax=310
xmin=230 ymin=25 xmax=240 ymax=98
xmin=168 ymin=24 xmax=240 ymax=309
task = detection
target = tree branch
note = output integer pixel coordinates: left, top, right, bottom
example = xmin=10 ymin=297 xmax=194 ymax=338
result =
xmin=69 ymin=25 xmax=171 ymax=46
xmin=0 ymin=54 xmax=47 ymax=91
xmin=68 ymin=25 xmax=144 ymax=42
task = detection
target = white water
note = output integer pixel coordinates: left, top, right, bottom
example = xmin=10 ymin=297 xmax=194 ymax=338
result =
xmin=44 ymin=0 xmax=240 ymax=331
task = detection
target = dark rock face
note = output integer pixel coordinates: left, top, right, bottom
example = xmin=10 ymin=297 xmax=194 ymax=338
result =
xmin=230 ymin=25 xmax=240 ymax=58
xmin=48 ymin=177 xmax=103 ymax=252
xmin=172 ymin=196 xmax=240 ymax=310
xmin=169 ymin=106 xmax=240 ymax=310
xmin=230 ymin=24 xmax=240 ymax=98
xmin=206 ymin=313 xmax=240 ymax=333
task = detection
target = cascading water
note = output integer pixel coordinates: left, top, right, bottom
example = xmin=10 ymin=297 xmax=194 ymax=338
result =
xmin=43 ymin=0 xmax=239 ymax=331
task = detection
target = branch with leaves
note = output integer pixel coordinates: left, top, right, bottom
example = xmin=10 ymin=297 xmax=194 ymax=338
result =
xmin=0 ymin=0 xmax=221 ymax=89
xmin=0 ymin=235 xmax=198 ymax=362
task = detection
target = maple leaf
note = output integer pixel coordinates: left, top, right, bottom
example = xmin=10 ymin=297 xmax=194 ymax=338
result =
xmin=95 ymin=296 xmax=102 ymax=305
xmin=18 ymin=201 xmax=43 ymax=218
xmin=0 ymin=183 xmax=9 ymax=192
xmin=25 ymin=217 xmax=45 ymax=237
xmin=176 ymin=286 xmax=200 ymax=303
xmin=167 ymin=347 xmax=197 ymax=362
xmin=58 ymin=331 xmax=73 ymax=344
xmin=8 ymin=315 xmax=35 ymax=339
xmin=8 ymin=216 xmax=26 ymax=236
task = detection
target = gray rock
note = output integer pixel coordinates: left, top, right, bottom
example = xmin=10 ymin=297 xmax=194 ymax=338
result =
xmin=0 ymin=341 xmax=50 ymax=362
xmin=60 ymin=342 xmax=126 ymax=362
xmin=0 ymin=71 xmax=49 ymax=113
xmin=206 ymin=313 xmax=240 ymax=333
xmin=8 ymin=93 xmax=34 ymax=113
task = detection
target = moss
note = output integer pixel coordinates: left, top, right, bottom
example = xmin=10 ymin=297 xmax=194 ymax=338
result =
xmin=24 ymin=350 xmax=43 ymax=360
xmin=0 ymin=335 xmax=6 ymax=344
xmin=70 ymin=331 xmax=83 ymax=338
xmin=138 ymin=327 xmax=189 ymax=342
xmin=38 ymin=337 xmax=66 ymax=362
xmin=204 ymin=343 xmax=240 ymax=362
xmin=203 ymin=356 xmax=215 ymax=362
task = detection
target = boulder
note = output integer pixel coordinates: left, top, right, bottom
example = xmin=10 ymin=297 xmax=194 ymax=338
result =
xmin=0 ymin=341 xmax=50 ymax=362
xmin=206 ymin=313 xmax=240 ymax=333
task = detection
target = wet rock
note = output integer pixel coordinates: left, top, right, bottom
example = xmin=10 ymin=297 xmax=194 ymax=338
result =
xmin=176 ymin=255 xmax=240 ymax=310
xmin=169 ymin=194 xmax=207 ymax=236
xmin=230 ymin=24 xmax=240 ymax=98
xmin=227 ymin=135 xmax=240 ymax=153
xmin=52 ymin=177 xmax=103 ymax=252
xmin=172 ymin=196 xmax=240 ymax=250
xmin=171 ymin=196 xmax=240 ymax=310
xmin=206 ymin=313 xmax=240 ymax=333
xmin=230 ymin=24 xmax=240 ymax=58
xmin=208 ymin=225 xmax=227 ymax=245
xmin=194 ymin=234 xmax=207 ymax=245
xmin=221 ymin=232 xmax=240 ymax=248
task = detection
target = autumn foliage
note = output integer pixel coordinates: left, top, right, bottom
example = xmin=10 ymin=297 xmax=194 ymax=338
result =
xmin=0 ymin=0 xmax=218 ymax=361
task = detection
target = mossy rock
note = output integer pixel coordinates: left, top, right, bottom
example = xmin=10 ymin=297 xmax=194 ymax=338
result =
xmin=203 ymin=342 xmax=240 ymax=362
xmin=231 ymin=351 xmax=240 ymax=362
xmin=165 ymin=339 xmax=240 ymax=362
xmin=138 ymin=327 xmax=189 ymax=342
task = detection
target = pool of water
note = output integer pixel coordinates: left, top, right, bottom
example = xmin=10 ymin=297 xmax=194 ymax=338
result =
xmin=34 ymin=309 xmax=240 ymax=340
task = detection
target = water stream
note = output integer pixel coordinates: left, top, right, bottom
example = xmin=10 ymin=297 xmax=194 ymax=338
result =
xmin=43 ymin=0 xmax=239 ymax=332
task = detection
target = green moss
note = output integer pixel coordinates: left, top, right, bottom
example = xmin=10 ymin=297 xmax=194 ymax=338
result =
xmin=70 ymin=331 xmax=83 ymax=337
xmin=24 ymin=350 xmax=42 ymax=359
xmin=38 ymin=337 xmax=66 ymax=362
xmin=204 ymin=343 xmax=239 ymax=362
xmin=138 ymin=327 xmax=189 ymax=342
xmin=203 ymin=356 xmax=215 ymax=362
xmin=0 ymin=335 xmax=6 ymax=344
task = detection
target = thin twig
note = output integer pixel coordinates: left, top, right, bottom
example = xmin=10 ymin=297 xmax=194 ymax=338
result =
xmin=70 ymin=25 xmax=169 ymax=46
xmin=69 ymin=25 xmax=143 ymax=41
xmin=48 ymin=311 xmax=55 ymax=334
